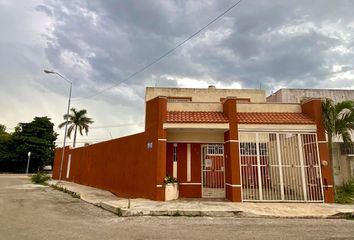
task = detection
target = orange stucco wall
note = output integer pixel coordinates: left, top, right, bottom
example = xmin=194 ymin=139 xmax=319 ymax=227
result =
xmin=302 ymin=99 xmax=334 ymax=203
xmin=53 ymin=132 xmax=160 ymax=200
xmin=53 ymin=96 xmax=168 ymax=201
xmin=166 ymin=142 xmax=202 ymax=198
xmin=223 ymin=97 xmax=242 ymax=202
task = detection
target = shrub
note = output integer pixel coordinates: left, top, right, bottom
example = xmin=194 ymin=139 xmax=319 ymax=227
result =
xmin=335 ymin=179 xmax=354 ymax=204
xmin=31 ymin=172 xmax=50 ymax=184
xmin=164 ymin=176 xmax=178 ymax=185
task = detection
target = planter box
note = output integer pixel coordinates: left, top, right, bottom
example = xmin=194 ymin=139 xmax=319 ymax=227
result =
xmin=165 ymin=183 xmax=179 ymax=201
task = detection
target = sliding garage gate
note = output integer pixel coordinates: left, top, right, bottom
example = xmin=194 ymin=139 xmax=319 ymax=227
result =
xmin=239 ymin=132 xmax=324 ymax=202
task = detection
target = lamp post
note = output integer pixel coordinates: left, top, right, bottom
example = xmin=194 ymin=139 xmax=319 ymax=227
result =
xmin=26 ymin=151 xmax=31 ymax=175
xmin=44 ymin=69 xmax=72 ymax=181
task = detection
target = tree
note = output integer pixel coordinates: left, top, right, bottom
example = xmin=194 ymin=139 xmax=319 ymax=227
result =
xmin=322 ymin=98 xmax=354 ymax=184
xmin=11 ymin=117 xmax=58 ymax=172
xmin=0 ymin=124 xmax=6 ymax=134
xmin=58 ymin=108 xmax=93 ymax=148
xmin=0 ymin=124 xmax=12 ymax=171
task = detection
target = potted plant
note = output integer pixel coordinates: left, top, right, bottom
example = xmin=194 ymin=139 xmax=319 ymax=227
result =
xmin=164 ymin=176 xmax=179 ymax=201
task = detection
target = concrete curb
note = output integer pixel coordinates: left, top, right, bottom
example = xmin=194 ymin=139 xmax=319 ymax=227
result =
xmin=48 ymin=181 xmax=354 ymax=219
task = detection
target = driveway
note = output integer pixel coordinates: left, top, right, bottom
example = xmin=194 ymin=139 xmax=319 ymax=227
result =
xmin=0 ymin=174 xmax=354 ymax=240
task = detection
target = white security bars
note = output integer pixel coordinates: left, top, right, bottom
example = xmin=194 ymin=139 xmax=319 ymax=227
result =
xmin=239 ymin=132 xmax=323 ymax=202
xmin=201 ymin=144 xmax=225 ymax=198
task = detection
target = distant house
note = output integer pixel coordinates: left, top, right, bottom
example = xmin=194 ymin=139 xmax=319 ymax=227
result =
xmin=268 ymin=88 xmax=354 ymax=186
xmin=53 ymin=86 xmax=334 ymax=203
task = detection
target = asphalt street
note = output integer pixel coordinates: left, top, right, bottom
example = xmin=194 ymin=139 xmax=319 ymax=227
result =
xmin=0 ymin=174 xmax=354 ymax=240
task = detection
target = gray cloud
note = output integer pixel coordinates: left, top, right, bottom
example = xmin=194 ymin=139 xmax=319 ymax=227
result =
xmin=1 ymin=0 xmax=354 ymax=145
xmin=36 ymin=0 xmax=354 ymax=99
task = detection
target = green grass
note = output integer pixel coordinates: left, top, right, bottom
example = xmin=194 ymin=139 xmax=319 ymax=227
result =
xmin=335 ymin=179 xmax=354 ymax=204
xmin=30 ymin=172 xmax=50 ymax=184
xmin=51 ymin=184 xmax=81 ymax=199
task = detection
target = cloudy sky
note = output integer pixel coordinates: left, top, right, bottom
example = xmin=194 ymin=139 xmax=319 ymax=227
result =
xmin=1 ymin=0 xmax=354 ymax=146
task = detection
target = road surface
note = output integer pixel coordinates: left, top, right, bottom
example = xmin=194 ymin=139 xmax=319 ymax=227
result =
xmin=0 ymin=174 xmax=353 ymax=240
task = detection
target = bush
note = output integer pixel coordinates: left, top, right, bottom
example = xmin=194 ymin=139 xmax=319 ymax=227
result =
xmin=335 ymin=179 xmax=354 ymax=204
xmin=31 ymin=172 xmax=50 ymax=184
xmin=164 ymin=176 xmax=178 ymax=185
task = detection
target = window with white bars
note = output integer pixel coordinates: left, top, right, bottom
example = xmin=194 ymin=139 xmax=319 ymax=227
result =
xmin=207 ymin=144 xmax=224 ymax=155
xmin=240 ymin=143 xmax=267 ymax=156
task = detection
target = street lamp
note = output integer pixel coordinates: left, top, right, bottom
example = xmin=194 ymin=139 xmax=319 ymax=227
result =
xmin=44 ymin=69 xmax=72 ymax=181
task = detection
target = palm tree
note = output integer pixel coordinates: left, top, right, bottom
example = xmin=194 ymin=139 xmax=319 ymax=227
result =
xmin=322 ymin=98 xmax=354 ymax=184
xmin=59 ymin=108 xmax=94 ymax=148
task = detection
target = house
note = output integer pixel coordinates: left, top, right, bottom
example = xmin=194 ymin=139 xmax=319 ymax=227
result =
xmin=52 ymin=86 xmax=334 ymax=203
xmin=267 ymin=88 xmax=354 ymax=186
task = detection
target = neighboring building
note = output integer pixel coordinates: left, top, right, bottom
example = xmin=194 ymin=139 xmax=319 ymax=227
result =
xmin=53 ymin=86 xmax=334 ymax=203
xmin=267 ymin=88 xmax=354 ymax=185
xmin=267 ymin=88 xmax=354 ymax=103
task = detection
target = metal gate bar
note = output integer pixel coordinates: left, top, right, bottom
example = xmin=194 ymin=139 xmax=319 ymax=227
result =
xmin=240 ymin=132 xmax=324 ymax=202
xmin=201 ymin=144 xmax=225 ymax=198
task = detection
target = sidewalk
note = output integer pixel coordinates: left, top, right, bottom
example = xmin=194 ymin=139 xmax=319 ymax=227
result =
xmin=48 ymin=180 xmax=354 ymax=218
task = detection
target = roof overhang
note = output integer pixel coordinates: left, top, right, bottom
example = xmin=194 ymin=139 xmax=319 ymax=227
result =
xmin=238 ymin=124 xmax=317 ymax=132
xmin=163 ymin=123 xmax=229 ymax=132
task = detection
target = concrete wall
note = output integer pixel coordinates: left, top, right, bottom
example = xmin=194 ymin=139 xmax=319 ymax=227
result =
xmin=53 ymin=96 xmax=168 ymax=201
xmin=166 ymin=143 xmax=202 ymax=198
xmin=267 ymin=88 xmax=354 ymax=103
xmin=167 ymin=102 xmax=223 ymax=111
xmin=52 ymin=132 xmax=159 ymax=200
xmin=146 ymin=87 xmax=266 ymax=103
xmin=332 ymin=143 xmax=354 ymax=185
xmin=167 ymin=131 xmax=225 ymax=143
xmin=237 ymin=103 xmax=302 ymax=113
xmin=301 ymin=99 xmax=334 ymax=202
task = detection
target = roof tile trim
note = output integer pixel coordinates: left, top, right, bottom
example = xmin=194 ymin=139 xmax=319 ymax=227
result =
xmin=166 ymin=111 xmax=314 ymax=125
xmin=237 ymin=112 xmax=314 ymax=125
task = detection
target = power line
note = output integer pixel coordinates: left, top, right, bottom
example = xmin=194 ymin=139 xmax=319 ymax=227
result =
xmin=74 ymin=0 xmax=244 ymax=101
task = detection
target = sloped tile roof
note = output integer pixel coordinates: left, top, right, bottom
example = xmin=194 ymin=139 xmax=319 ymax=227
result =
xmin=237 ymin=112 xmax=314 ymax=124
xmin=166 ymin=111 xmax=228 ymax=123
xmin=166 ymin=111 xmax=314 ymax=125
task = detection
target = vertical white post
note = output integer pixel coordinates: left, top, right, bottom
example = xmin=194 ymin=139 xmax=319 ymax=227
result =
xmin=297 ymin=134 xmax=308 ymax=202
xmin=314 ymin=134 xmax=325 ymax=202
xmin=256 ymin=133 xmax=263 ymax=201
xmin=66 ymin=154 xmax=72 ymax=179
xmin=173 ymin=144 xmax=177 ymax=178
xmin=276 ymin=134 xmax=285 ymax=201
xmin=187 ymin=144 xmax=191 ymax=182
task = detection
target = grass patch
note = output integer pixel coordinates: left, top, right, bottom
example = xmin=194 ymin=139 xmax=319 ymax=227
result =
xmin=335 ymin=179 xmax=354 ymax=204
xmin=51 ymin=184 xmax=80 ymax=199
xmin=30 ymin=172 xmax=50 ymax=185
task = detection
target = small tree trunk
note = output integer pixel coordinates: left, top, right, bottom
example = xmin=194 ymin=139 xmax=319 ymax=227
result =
xmin=73 ymin=125 xmax=78 ymax=148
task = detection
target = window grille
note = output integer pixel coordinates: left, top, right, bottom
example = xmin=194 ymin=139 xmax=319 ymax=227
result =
xmin=340 ymin=143 xmax=354 ymax=155
xmin=207 ymin=144 xmax=224 ymax=155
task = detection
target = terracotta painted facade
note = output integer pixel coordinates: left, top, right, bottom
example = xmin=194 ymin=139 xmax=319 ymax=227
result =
xmin=53 ymin=87 xmax=334 ymax=203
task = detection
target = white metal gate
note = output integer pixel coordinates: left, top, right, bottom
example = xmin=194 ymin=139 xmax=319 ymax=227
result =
xmin=240 ymin=132 xmax=324 ymax=202
xmin=201 ymin=144 xmax=225 ymax=198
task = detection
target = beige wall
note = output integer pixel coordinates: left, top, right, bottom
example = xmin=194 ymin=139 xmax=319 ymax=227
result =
xmin=146 ymin=87 xmax=266 ymax=103
xmin=332 ymin=143 xmax=354 ymax=185
xmin=237 ymin=103 xmax=302 ymax=113
xmin=167 ymin=102 xmax=223 ymax=112
xmin=267 ymin=88 xmax=354 ymax=103
xmin=167 ymin=131 xmax=225 ymax=143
